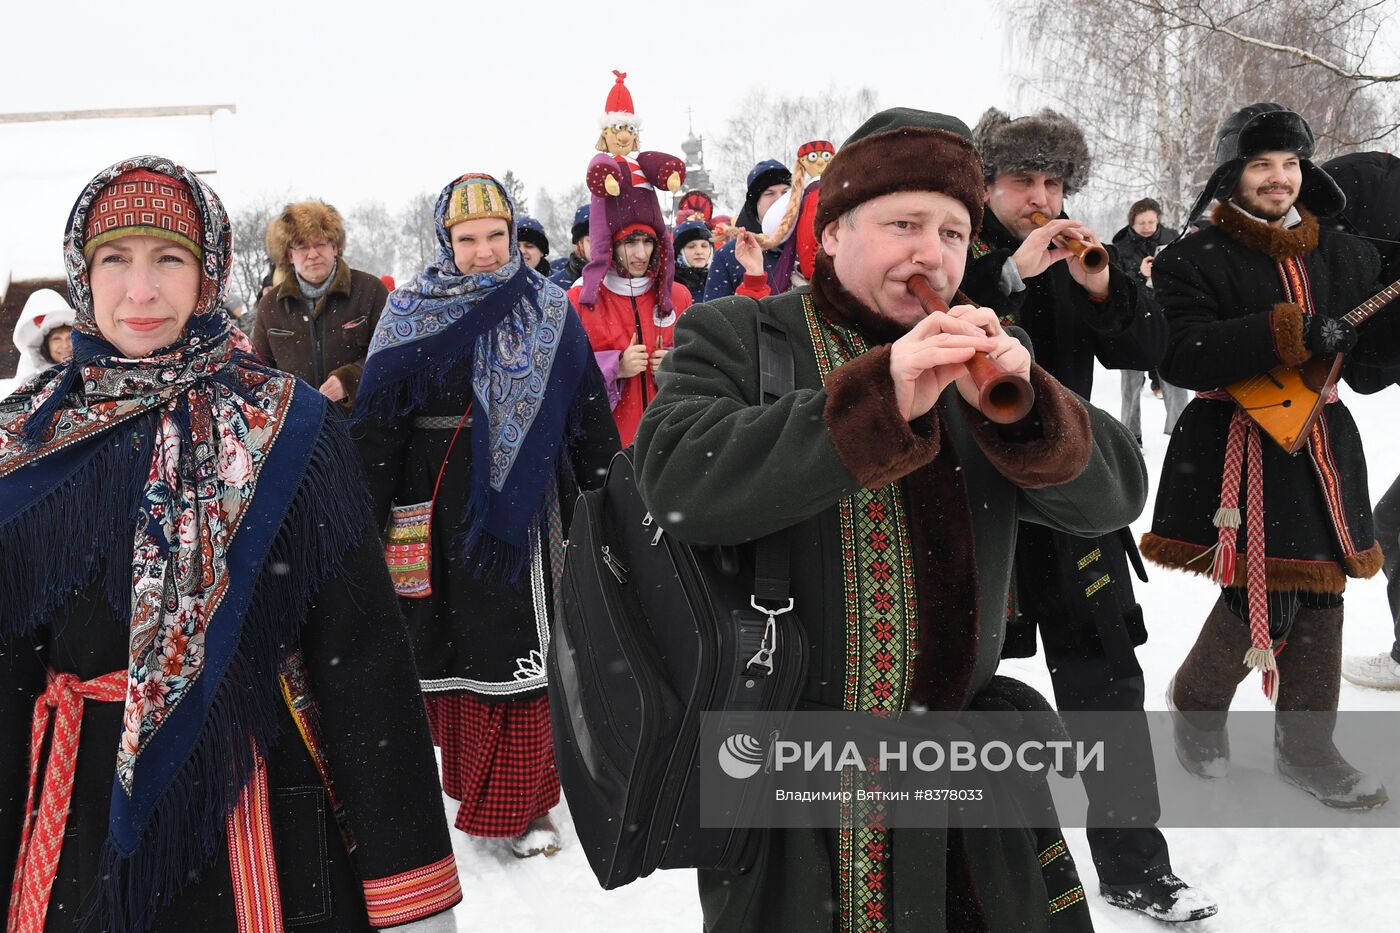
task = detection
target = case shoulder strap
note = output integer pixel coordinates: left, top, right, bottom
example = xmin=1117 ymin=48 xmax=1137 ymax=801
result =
xmin=752 ymin=307 xmax=795 ymax=607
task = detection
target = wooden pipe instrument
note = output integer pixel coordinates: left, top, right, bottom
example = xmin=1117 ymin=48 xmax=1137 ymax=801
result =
xmin=906 ymin=276 xmax=1035 ymax=424
xmin=1028 ymin=210 xmax=1110 ymax=272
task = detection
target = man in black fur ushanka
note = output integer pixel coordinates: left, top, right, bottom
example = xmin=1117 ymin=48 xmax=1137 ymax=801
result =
xmin=1144 ymin=103 xmax=1400 ymax=809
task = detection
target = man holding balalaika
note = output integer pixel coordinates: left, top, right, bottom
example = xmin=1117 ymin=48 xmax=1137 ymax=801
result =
xmin=1142 ymin=103 xmax=1400 ymax=810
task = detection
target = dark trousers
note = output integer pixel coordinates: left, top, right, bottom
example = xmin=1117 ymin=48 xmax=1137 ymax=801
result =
xmin=1041 ymin=629 xmax=1172 ymax=886
xmin=1015 ymin=524 xmax=1171 ymax=886
xmin=1374 ymin=472 xmax=1400 ymax=663
xmin=1220 ymin=586 xmax=1344 ymax=639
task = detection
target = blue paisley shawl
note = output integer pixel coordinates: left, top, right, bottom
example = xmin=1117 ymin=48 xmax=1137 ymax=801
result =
xmin=0 ymin=156 xmax=365 ymax=931
xmin=353 ymin=173 xmax=592 ymax=584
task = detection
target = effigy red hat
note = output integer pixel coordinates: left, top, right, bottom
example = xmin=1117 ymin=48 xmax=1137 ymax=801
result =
xmin=600 ymin=70 xmax=638 ymax=127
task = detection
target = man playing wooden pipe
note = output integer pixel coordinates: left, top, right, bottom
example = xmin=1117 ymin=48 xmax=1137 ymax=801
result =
xmin=961 ymin=108 xmax=1209 ymax=923
xmin=635 ymin=107 xmax=1145 ymax=933
xmin=1143 ymin=104 xmax=1400 ymax=810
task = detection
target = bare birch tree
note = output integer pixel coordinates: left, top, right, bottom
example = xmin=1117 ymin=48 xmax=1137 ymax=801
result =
xmin=396 ymin=191 xmax=439 ymax=276
xmin=710 ymin=86 xmax=880 ymax=211
xmin=534 ymin=182 xmax=589 ymax=260
xmin=344 ymin=202 xmax=399 ymax=280
xmin=1123 ymin=0 xmax=1400 ymax=85
xmin=1005 ymin=0 xmax=1399 ymax=232
xmin=229 ymin=201 xmax=279 ymax=308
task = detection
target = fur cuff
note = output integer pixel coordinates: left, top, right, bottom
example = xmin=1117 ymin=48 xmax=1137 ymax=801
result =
xmin=963 ymin=365 xmax=1091 ymax=489
xmin=1344 ymin=541 xmax=1384 ymax=579
xmin=823 ymin=345 xmax=941 ymax=489
xmin=1271 ymin=302 xmax=1311 ymax=366
xmin=330 ymin=363 xmax=363 ymax=404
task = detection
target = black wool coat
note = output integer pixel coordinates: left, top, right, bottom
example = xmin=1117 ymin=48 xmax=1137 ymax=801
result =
xmin=354 ymin=358 xmax=618 ymax=701
xmin=1323 ymin=151 xmax=1400 ymax=285
xmin=963 ymin=210 xmax=1167 ymax=657
xmin=962 ymin=210 xmax=1168 ymax=398
xmin=1142 ymin=202 xmax=1400 ymax=592
xmin=1323 ymin=151 xmax=1400 ymax=393
xmin=1111 ymin=223 xmax=1180 ymax=290
xmin=0 ymin=529 xmax=456 ymax=932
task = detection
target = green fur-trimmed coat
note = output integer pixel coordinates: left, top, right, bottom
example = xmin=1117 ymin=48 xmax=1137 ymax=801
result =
xmin=634 ymin=266 xmax=1147 ymax=931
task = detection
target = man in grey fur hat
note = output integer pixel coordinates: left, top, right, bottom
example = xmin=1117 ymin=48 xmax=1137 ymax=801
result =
xmin=961 ymin=108 xmax=1215 ymax=923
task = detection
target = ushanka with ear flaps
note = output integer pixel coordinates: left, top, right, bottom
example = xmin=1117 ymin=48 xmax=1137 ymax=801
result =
xmin=1184 ymin=102 xmax=1345 ymax=226
xmin=972 ymin=107 xmax=1092 ymax=194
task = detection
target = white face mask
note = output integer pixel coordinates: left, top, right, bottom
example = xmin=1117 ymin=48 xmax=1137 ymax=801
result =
xmin=761 ymin=190 xmax=796 ymax=242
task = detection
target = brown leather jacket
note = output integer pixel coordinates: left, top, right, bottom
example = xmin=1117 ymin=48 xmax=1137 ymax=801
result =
xmin=251 ymin=261 xmax=388 ymax=406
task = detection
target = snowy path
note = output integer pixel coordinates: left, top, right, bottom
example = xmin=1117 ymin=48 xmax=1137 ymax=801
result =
xmin=446 ymin=365 xmax=1400 ymax=931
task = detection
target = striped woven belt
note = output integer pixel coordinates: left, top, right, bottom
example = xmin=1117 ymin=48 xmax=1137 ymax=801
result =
xmin=412 ymin=415 xmax=473 ymax=430
xmin=10 ymin=669 xmax=126 ymax=933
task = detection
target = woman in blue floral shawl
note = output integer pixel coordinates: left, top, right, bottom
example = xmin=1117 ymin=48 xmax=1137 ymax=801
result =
xmin=353 ymin=173 xmax=618 ymax=858
xmin=0 ymin=157 xmax=461 ymax=933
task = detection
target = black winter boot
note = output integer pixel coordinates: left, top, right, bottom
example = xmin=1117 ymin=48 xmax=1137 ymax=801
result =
xmin=1101 ymin=871 xmax=1219 ymax=923
xmin=1274 ymin=604 xmax=1389 ymax=810
xmin=1167 ymin=597 xmax=1253 ymax=778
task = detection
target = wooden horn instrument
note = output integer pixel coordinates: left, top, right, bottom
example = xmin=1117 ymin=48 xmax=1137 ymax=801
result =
xmin=906 ymin=276 xmax=1035 ymax=424
xmin=1028 ymin=210 xmax=1110 ymax=272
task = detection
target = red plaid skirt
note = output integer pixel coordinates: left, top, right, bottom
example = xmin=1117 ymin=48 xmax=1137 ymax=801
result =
xmin=424 ymin=692 xmax=560 ymax=837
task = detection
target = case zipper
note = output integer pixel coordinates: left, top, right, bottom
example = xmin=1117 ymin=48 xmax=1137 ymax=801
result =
xmin=601 ymin=545 xmax=629 ymax=583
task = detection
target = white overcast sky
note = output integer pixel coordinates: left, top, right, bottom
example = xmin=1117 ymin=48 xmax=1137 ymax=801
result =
xmin=0 ymin=0 xmax=1018 ymax=278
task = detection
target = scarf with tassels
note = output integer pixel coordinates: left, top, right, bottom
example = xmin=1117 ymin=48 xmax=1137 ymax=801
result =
xmin=1196 ymin=252 xmax=1343 ymax=703
xmin=0 ymin=156 xmax=364 ymax=932
xmin=1196 ymin=393 xmax=1282 ymax=701
xmin=353 ymin=174 xmax=591 ymax=584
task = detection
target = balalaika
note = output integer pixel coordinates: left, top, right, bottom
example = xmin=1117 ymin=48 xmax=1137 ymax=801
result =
xmin=1226 ymin=277 xmax=1400 ymax=453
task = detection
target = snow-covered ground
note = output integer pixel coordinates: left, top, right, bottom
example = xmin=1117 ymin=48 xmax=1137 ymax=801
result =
xmin=446 ymin=364 xmax=1400 ymax=931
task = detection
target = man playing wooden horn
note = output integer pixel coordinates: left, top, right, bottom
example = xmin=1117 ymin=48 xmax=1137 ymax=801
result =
xmin=962 ymin=107 xmax=1209 ymax=924
xmin=1143 ymin=103 xmax=1400 ymax=811
xmin=635 ymin=106 xmax=1146 ymax=933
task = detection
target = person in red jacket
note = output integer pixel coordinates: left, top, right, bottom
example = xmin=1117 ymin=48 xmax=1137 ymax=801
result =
xmin=569 ymin=221 xmax=691 ymax=445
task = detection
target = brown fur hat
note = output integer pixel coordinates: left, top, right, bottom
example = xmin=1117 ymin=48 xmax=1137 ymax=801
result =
xmin=816 ymin=108 xmax=986 ymax=236
xmin=265 ymin=200 xmax=346 ymax=269
xmin=972 ymin=107 xmax=1093 ymax=194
